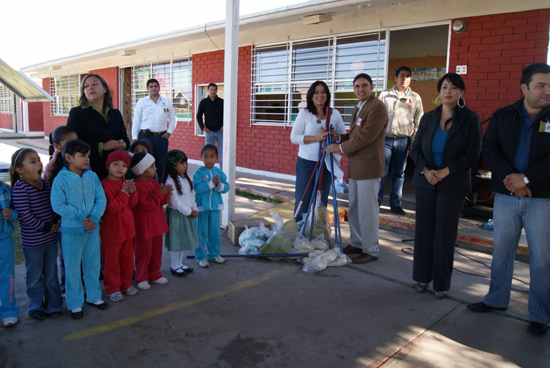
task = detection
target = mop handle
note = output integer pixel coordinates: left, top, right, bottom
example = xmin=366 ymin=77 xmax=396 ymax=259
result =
xmin=316 ymin=107 xmax=332 ymax=192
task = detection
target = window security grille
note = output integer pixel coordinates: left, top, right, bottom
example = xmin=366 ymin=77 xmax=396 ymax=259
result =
xmin=0 ymin=84 xmax=14 ymax=114
xmin=50 ymin=75 xmax=80 ymax=116
xmin=251 ymin=32 xmax=386 ymax=127
xmin=131 ymin=59 xmax=193 ymax=121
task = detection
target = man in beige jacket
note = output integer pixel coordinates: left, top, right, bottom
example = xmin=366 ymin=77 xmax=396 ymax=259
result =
xmin=326 ymin=73 xmax=388 ymax=263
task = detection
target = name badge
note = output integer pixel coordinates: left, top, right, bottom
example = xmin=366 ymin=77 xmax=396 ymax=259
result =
xmin=539 ymin=120 xmax=550 ymax=133
xmin=357 ymin=117 xmax=363 ymax=127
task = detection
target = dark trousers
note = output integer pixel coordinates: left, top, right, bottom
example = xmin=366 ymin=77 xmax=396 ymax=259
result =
xmin=138 ymin=132 xmax=169 ymax=181
xmin=293 ymin=156 xmax=331 ymax=222
xmin=413 ymin=187 xmax=465 ymax=291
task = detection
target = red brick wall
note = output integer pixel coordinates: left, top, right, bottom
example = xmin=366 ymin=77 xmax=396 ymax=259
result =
xmin=0 ymin=113 xmax=12 ymax=130
xmin=42 ymin=77 xmax=69 ymax=137
xmin=450 ymin=9 xmax=550 ymax=123
xmin=42 ymin=67 xmax=120 ymax=137
xmin=27 ymin=102 xmax=43 ymax=132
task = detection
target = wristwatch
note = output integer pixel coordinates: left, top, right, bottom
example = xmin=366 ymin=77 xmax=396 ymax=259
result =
xmin=522 ymin=174 xmax=530 ymax=185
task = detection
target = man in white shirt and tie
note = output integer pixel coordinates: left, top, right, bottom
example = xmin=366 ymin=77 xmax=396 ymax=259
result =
xmin=132 ymin=78 xmax=176 ymax=180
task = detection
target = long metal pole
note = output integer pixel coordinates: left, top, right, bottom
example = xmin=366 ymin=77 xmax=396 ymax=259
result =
xmin=221 ymin=0 xmax=239 ymax=228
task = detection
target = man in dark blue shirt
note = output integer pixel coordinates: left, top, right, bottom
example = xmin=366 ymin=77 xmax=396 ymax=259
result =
xmin=468 ymin=63 xmax=550 ymax=337
xmin=196 ymin=83 xmax=224 ymax=169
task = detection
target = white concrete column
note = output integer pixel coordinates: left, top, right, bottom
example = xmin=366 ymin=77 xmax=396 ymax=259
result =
xmin=221 ymin=0 xmax=239 ymax=228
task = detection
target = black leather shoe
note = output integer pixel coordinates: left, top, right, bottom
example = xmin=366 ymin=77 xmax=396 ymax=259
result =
xmin=30 ymin=310 xmax=48 ymax=320
xmin=86 ymin=301 xmax=109 ymax=310
xmin=71 ymin=311 xmax=84 ymax=320
xmin=181 ymin=265 xmax=194 ymax=273
xmin=170 ymin=268 xmax=188 ymax=277
xmin=390 ymin=206 xmax=406 ymax=216
xmin=467 ymin=301 xmax=507 ymax=313
xmin=528 ymin=321 xmax=548 ymax=336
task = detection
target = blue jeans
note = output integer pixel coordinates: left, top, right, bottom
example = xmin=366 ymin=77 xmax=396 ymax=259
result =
xmin=62 ymin=230 xmax=102 ymax=310
xmin=0 ymin=237 xmax=19 ymax=319
xmin=293 ymin=156 xmax=331 ymax=222
xmin=21 ymin=240 xmax=63 ymax=314
xmin=378 ymin=136 xmax=410 ymax=207
xmin=483 ymin=193 xmax=550 ymax=324
xmin=138 ymin=132 xmax=169 ymax=181
xmin=194 ymin=210 xmax=221 ymax=262
xmin=205 ymin=130 xmax=223 ymax=170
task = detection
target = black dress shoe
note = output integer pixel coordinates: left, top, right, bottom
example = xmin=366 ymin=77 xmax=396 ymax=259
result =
xmin=467 ymin=301 xmax=507 ymax=313
xmin=71 ymin=311 xmax=84 ymax=320
xmin=181 ymin=265 xmax=194 ymax=273
xmin=528 ymin=321 xmax=548 ymax=336
xmin=390 ymin=206 xmax=406 ymax=216
xmin=86 ymin=301 xmax=109 ymax=310
xmin=170 ymin=267 xmax=188 ymax=277
xmin=30 ymin=310 xmax=48 ymax=320
xmin=343 ymin=245 xmax=363 ymax=255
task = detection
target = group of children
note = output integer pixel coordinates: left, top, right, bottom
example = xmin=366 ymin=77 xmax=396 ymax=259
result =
xmin=0 ymin=126 xmax=229 ymax=327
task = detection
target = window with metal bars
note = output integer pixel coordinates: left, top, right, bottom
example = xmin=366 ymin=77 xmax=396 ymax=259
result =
xmin=0 ymin=84 xmax=14 ymax=114
xmin=131 ymin=59 xmax=193 ymax=121
xmin=50 ymin=75 xmax=80 ymax=116
xmin=251 ymin=32 xmax=386 ymax=127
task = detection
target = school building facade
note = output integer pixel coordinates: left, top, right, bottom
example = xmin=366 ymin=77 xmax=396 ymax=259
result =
xmin=21 ymin=0 xmax=550 ymax=180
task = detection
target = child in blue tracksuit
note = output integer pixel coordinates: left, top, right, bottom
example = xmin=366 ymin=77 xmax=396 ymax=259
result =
xmin=50 ymin=140 xmax=107 ymax=320
xmin=193 ymin=144 xmax=229 ymax=268
xmin=0 ymin=182 xmax=19 ymax=327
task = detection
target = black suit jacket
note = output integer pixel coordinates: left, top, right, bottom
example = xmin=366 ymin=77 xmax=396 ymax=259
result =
xmin=411 ymin=105 xmax=481 ymax=194
xmin=483 ymin=99 xmax=550 ymax=198
xmin=66 ymin=105 xmax=130 ymax=180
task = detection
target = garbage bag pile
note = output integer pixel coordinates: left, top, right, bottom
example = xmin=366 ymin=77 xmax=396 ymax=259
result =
xmin=293 ymin=234 xmax=350 ymax=273
xmin=236 ymin=210 xmax=350 ymax=272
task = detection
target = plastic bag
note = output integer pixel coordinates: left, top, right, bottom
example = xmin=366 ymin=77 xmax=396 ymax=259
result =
xmin=259 ymin=216 xmax=298 ymax=261
xmin=334 ymin=179 xmax=349 ymax=194
xmin=302 ymin=249 xmax=351 ymax=273
xmin=297 ymin=204 xmax=331 ymax=243
xmin=292 ymin=233 xmax=329 ymax=253
xmin=238 ymin=223 xmax=273 ymax=255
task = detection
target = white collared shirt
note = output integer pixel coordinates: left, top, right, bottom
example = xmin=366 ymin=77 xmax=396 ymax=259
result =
xmin=132 ymin=95 xmax=176 ymax=139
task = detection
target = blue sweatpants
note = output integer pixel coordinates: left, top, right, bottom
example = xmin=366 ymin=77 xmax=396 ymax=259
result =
xmin=0 ymin=237 xmax=19 ymax=319
xmin=194 ymin=210 xmax=221 ymax=262
xmin=62 ymin=230 xmax=102 ymax=310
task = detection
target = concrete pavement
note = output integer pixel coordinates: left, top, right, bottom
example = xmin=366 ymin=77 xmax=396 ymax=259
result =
xmin=0 ymin=137 xmax=547 ymax=367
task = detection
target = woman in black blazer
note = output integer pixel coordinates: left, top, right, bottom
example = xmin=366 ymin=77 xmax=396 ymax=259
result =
xmin=67 ymin=74 xmax=129 ymax=180
xmin=410 ymin=73 xmax=481 ymax=298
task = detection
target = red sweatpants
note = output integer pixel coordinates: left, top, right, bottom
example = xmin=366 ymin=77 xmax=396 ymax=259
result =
xmin=102 ymin=238 xmax=134 ymax=294
xmin=134 ymin=235 xmax=163 ymax=283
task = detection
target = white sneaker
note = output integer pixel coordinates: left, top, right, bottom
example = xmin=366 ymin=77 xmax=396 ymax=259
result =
xmin=151 ymin=276 xmax=168 ymax=285
xmin=123 ymin=286 xmax=138 ymax=296
xmin=108 ymin=291 xmax=124 ymax=302
xmin=137 ymin=281 xmax=151 ymax=290
xmin=210 ymin=255 xmax=226 ymax=264
xmin=3 ymin=317 xmax=17 ymax=327
xmin=198 ymin=259 xmax=210 ymax=268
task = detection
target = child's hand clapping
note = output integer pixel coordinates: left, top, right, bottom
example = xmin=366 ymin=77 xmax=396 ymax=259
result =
xmin=160 ymin=184 xmax=173 ymax=196
xmin=83 ymin=218 xmax=96 ymax=231
xmin=2 ymin=208 xmax=12 ymax=220
xmin=212 ymin=174 xmax=220 ymax=187
xmin=190 ymin=210 xmax=198 ymax=218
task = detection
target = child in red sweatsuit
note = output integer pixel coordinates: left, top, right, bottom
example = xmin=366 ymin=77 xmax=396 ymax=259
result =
xmin=130 ymin=153 xmax=173 ymax=290
xmin=101 ymin=151 xmax=139 ymax=302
